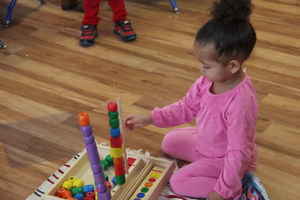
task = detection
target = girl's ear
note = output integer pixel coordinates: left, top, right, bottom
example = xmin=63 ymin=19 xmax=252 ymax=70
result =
xmin=227 ymin=60 xmax=241 ymax=74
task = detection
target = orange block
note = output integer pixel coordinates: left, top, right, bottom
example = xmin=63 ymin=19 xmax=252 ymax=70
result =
xmin=79 ymin=112 xmax=90 ymax=126
xmin=144 ymin=182 xmax=153 ymax=187
xmin=55 ymin=188 xmax=72 ymax=198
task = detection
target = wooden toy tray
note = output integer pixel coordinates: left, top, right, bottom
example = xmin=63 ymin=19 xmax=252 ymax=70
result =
xmin=26 ymin=143 xmax=176 ymax=200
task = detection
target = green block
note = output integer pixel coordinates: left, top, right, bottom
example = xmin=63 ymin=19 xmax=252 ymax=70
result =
xmin=115 ymin=175 xmax=125 ymax=185
xmin=100 ymin=160 xmax=110 ymax=170
xmin=109 ymin=119 xmax=119 ymax=129
xmin=108 ymin=112 xmax=119 ymax=120
xmin=71 ymin=187 xmax=83 ymax=195
xmin=105 ymin=154 xmax=114 ymax=166
xmin=141 ymin=187 xmax=149 ymax=193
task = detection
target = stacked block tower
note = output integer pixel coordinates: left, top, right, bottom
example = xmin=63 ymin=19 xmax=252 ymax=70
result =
xmin=107 ymin=102 xmax=126 ymax=185
xmin=78 ymin=112 xmax=111 ymax=200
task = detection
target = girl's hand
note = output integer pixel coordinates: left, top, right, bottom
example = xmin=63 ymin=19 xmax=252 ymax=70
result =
xmin=124 ymin=114 xmax=153 ymax=130
xmin=207 ymin=192 xmax=224 ymax=200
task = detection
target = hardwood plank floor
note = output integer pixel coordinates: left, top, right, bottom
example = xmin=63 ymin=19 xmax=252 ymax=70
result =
xmin=0 ymin=0 xmax=299 ymax=199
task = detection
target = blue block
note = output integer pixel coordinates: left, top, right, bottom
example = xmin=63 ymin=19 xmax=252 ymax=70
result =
xmin=83 ymin=184 xmax=94 ymax=193
xmin=74 ymin=193 xmax=84 ymax=200
xmin=112 ymin=176 xmax=117 ymax=186
xmin=137 ymin=193 xmax=145 ymax=198
xmin=110 ymin=128 xmax=121 ymax=137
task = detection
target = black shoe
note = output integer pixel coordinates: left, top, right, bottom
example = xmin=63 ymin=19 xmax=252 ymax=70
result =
xmin=79 ymin=24 xmax=98 ymax=47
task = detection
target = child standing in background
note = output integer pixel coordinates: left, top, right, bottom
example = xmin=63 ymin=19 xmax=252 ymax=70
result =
xmin=125 ymin=0 xmax=261 ymax=199
xmin=79 ymin=0 xmax=137 ymax=47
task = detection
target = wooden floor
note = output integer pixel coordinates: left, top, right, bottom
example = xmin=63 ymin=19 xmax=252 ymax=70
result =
xmin=0 ymin=0 xmax=299 ymax=199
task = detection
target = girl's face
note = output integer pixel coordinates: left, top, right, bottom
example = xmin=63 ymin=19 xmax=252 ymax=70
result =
xmin=193 ymin=42 xmax=233 ymax=82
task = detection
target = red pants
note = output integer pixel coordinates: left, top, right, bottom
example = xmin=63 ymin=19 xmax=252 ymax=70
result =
xmin=82 ymin=0 xmax=128 ymax=25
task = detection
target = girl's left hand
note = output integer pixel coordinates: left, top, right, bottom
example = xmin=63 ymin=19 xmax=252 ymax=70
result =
xmin=207 ymin=192 xmax=224 ymax=200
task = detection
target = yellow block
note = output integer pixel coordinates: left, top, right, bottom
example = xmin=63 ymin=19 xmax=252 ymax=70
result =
xmin=73 ymin=179 xmax=84 ymax=188
xmin=62 ymin=180 xmax=73 ymax=190
xmin=149 ymin=172 xmax=161 ymax=179
xmin=110 ymin=148 xmax=123 ymax=158
xmin=68 ymin=176 xmax=77 ymax=184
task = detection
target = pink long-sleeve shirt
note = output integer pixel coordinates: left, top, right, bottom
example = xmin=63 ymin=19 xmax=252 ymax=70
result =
xmin=151 ymin=76 xmax=258 ymax=199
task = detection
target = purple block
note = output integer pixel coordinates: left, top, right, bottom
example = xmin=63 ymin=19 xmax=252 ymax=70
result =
xmin=80 ymin=125 xmax=111 ymax=200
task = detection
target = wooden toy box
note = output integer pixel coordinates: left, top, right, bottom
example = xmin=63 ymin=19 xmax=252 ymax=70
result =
xmin=26 ymin=143 xmax=176 ymax=200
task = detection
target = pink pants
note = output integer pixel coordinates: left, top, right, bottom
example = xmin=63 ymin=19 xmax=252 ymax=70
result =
xmin=161 ymin=127 xmax=225 ymax=198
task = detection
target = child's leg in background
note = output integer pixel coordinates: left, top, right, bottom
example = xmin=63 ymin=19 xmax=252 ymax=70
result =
xmin=170 ymin=158 xmax=224 ymax=198
xmin=161 ymin=127 xmax=201 ymax=162
xmin=108 ymin=0 xmax=127 ymax=22
xmin=82 ymin=0 xmax=102 ymax=25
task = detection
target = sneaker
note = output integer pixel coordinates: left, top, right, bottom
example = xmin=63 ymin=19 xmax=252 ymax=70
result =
xmin=240 ymin=173 xmax=271 ymax=200
xmin=79 ymin=24 xmax=98 ymax=47
xmin=0 ymin=40 xmax=7 ymax=49
xmin=113 ymin=20 xmax=137 ymax=42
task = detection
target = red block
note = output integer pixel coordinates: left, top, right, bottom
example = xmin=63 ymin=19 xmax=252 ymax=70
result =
xmin=86 ymin=192 xmax=95 ymax=198
xmin=84 ymin=197 xmax=94 ymax=200
xmin=110 ymin=137 xmax=122 ymax=148
xmin=114 ymin=157 xmax=125 ymax=176
xmin=127 ymin=157 xmax=136 ymax=167
xmin=107 ymin=102 xmax=118 ymax=112
xmin=105 ymin=181 xmax=112 ymax=189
